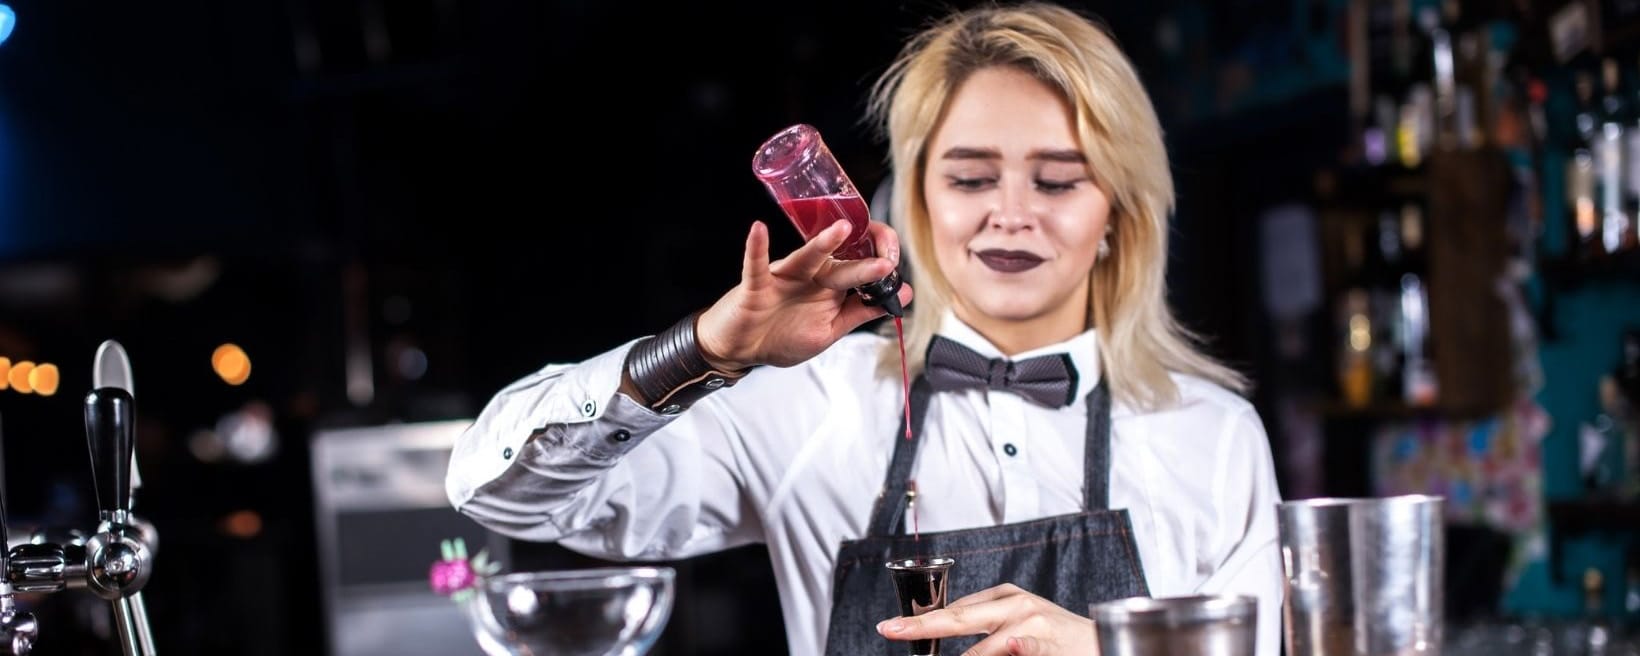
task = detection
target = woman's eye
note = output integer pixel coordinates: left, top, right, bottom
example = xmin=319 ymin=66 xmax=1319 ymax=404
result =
xmin=947 ymin=176 xmax=995 ymax=191
xmin=1035 ymin=179 xmax=1081 ymax=193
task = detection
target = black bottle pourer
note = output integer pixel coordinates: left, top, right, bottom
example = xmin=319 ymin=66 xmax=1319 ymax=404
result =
xmin=858 ymin=270 xmax=904 ymax=318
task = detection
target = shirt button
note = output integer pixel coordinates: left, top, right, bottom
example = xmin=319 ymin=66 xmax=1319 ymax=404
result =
xmin=704 ymin=377 xmax=726 ymax=390
xmin=660 ymin=403 xmax=683 ymax=415
xmin=1003 ymin=443 xmax=1018 ymax=457
xmin=581 ymin=399 xmax=598 ymax=417
xmin=611 ymin=429 xmax=632 ymax=443
xmin=502 ymin=447 xmax=514 ymax=459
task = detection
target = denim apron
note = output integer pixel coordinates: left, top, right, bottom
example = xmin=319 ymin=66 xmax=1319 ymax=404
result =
xmin=822 ymin=377 xmax=1150 ymax=655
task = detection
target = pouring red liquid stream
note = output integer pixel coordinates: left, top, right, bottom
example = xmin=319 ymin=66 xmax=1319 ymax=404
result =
xmin=894 ymin=316 xmax=919 ymax=542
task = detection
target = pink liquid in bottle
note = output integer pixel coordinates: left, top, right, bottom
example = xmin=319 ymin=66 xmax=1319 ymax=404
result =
xmin=777 ymin=194 xmax=877 ymax=261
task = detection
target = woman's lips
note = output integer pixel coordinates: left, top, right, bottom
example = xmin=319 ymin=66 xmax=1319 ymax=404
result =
xmin=974 ymin=249 xmax=1045 ymax=273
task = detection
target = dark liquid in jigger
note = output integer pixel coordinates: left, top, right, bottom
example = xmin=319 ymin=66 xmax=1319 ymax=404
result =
xmin=887 ymin=558 xmax=953 ymax=656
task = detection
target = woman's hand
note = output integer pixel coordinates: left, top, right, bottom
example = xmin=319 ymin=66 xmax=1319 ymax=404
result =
xmin=876 ymin=584 xmax=1096 ymax=656
xmin=696 ymin=219 xmax=913 ymax=370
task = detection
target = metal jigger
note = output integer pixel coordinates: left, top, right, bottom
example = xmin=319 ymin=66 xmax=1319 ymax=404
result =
xmin=885 ymin=557 xmax=954 ymax=656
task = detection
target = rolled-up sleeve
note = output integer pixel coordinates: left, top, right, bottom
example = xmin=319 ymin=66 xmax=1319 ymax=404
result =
xmin=1197 ymin=408 xmax=1285 ymax=656
xmin=445 ymin=338 xmax=762 ymax=559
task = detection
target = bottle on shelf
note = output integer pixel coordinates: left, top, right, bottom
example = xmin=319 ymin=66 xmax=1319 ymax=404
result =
xmin=1570 ymin=69 xmax=1602 ymax=258
xmin=1423 ymin=3 xmax=1458 ymax=151
xmin=1362 ymin=0 xmax=1410 ymax=167
xmin=1583 ymin=568 xmax=1613 ymax=656
xmin=1339 ymin=288 xmax=1376 ymax=409
xmin=1598 ymin=58 xmax=1635 ymax=255
xmin=1399 ymin=272 xmax=1436 ymax=407
xmin=1583 ymin=376 xmax=1630 ymax=497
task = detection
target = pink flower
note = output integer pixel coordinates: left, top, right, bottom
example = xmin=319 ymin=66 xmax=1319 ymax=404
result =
xmin=429 ymin=559 xmax=477 ymax=596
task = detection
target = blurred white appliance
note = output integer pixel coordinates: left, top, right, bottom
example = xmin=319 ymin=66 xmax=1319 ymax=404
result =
xmin=311 ymin=419 xmax=491 ymax=656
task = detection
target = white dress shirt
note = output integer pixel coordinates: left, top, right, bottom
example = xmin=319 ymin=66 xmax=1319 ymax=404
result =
xmin=446 ymin=310 xmax=1285 ymax=656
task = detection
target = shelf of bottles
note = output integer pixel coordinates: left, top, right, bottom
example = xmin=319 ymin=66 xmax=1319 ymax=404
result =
xmin=1343 ymin=0 xmax=1640 ymax=589
xmin=1325 ymin=0 xmax=1472 ymax=415
xmin=1321 ymin=0 xmax=1640 ymax=413
xmin=1302 ymin=0 xmax=1640 ymax=633
xmin=1552 ymin=54 xmax=1640 ymax=269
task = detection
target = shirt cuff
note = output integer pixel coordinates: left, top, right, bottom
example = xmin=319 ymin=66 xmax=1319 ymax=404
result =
xmin=552 ymin=385 xmax=678 ymax=461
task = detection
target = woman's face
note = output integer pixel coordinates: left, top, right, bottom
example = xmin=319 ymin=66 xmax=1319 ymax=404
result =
xmin=922 ymin=66 xmax=1110 ymax=332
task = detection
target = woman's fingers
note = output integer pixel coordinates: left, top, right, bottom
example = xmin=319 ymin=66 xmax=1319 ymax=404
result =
xmin=954 ymin=632 xmax=1017 ymax=656
xmin=877 ymin=598 xmax=1009 ymax=641
xmin=949 ymin=584 xmax=1025 ymax=609
xmin=816 ymin=221 xmax=899 ymax=290
xmin=770 ymin=220 xmax=851 ymax=280
xmin=741 ymin=221 xmax=771 ymax=289
xmin=868 ymin=220 xmax=901 ymax=266
xmin=813 ymin=256 xmax=897 ymax=291
xmin=1007 ymin=635 xmax=1045 ymax=655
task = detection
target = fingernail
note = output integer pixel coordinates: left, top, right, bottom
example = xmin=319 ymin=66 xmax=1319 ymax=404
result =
xmin=878 ymin=620 xmax=905 ymax=634
xmin=888 ymin=247 xmax=899 ymax=264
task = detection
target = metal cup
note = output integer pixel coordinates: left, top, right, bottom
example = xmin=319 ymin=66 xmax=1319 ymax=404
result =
xmin=1278 ymin=495 xmax=1444 ymax=656
xmin=1089 ymin=594 xmax=1258 ymax=656
xmin=886 ymin=557 xmax=954 ymax=656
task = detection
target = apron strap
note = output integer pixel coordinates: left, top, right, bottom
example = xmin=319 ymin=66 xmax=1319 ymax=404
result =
xmin=1083 ymin=378 xmax=1111 ymax=511
xmin=865 ymin=375 xmax=1114 ymax=536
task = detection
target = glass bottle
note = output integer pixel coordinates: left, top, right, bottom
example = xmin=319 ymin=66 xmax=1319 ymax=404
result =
xmin=752 ymin=124 xmax=903 ymax=316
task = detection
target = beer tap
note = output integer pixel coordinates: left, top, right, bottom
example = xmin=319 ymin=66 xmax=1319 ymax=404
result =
xmin=1 ymin=340 xmax=158 ymax=655
xmin=85 ymin=386 xmax=155 ymax=656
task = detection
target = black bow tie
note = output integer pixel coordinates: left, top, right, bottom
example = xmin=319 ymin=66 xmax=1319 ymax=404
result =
xmin=923 ymin=335 xmax=1080 ymax=408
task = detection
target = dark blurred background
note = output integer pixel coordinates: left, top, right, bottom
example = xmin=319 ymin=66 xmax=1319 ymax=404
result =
xmin=0 ymin=0 xmax=1636 ymax=654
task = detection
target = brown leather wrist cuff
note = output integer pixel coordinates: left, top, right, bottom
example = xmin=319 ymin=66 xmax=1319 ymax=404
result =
xmin=624 ymin=311 xmax=751 ymax=415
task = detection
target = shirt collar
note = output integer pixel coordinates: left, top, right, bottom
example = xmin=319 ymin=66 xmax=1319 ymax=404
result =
xmin=933 ymin=308 xmax=1104 ymax=404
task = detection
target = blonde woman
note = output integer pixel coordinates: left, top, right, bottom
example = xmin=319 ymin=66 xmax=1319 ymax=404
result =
xmin=445 ymin=2 xmax=1282 ymax=655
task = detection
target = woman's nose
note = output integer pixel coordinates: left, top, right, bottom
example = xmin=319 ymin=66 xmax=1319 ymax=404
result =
xmin=988 ymin=184 xmax=1036 ymax=233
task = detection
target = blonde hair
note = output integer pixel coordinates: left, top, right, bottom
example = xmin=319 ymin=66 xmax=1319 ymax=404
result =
xmin=866 ymin=1 xmax=1247 ymax=410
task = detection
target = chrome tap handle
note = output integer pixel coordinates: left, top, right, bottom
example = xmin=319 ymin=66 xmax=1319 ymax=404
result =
xmin=88 ymin=347 xmax=160 ymax=654
xmin=84 ymin=388 xmax=136 ymax=525
xmin=84 ymin=388 xmax=152 ymax=604
xmin=82 ymin=388 xmax=156 ymax=655
xmin=5 ymin=542 xmax=87 ymax=594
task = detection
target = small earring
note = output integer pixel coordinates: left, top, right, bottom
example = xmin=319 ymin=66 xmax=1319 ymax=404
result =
xmin=1097 ymin=236 xmax=1110 ymax=259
